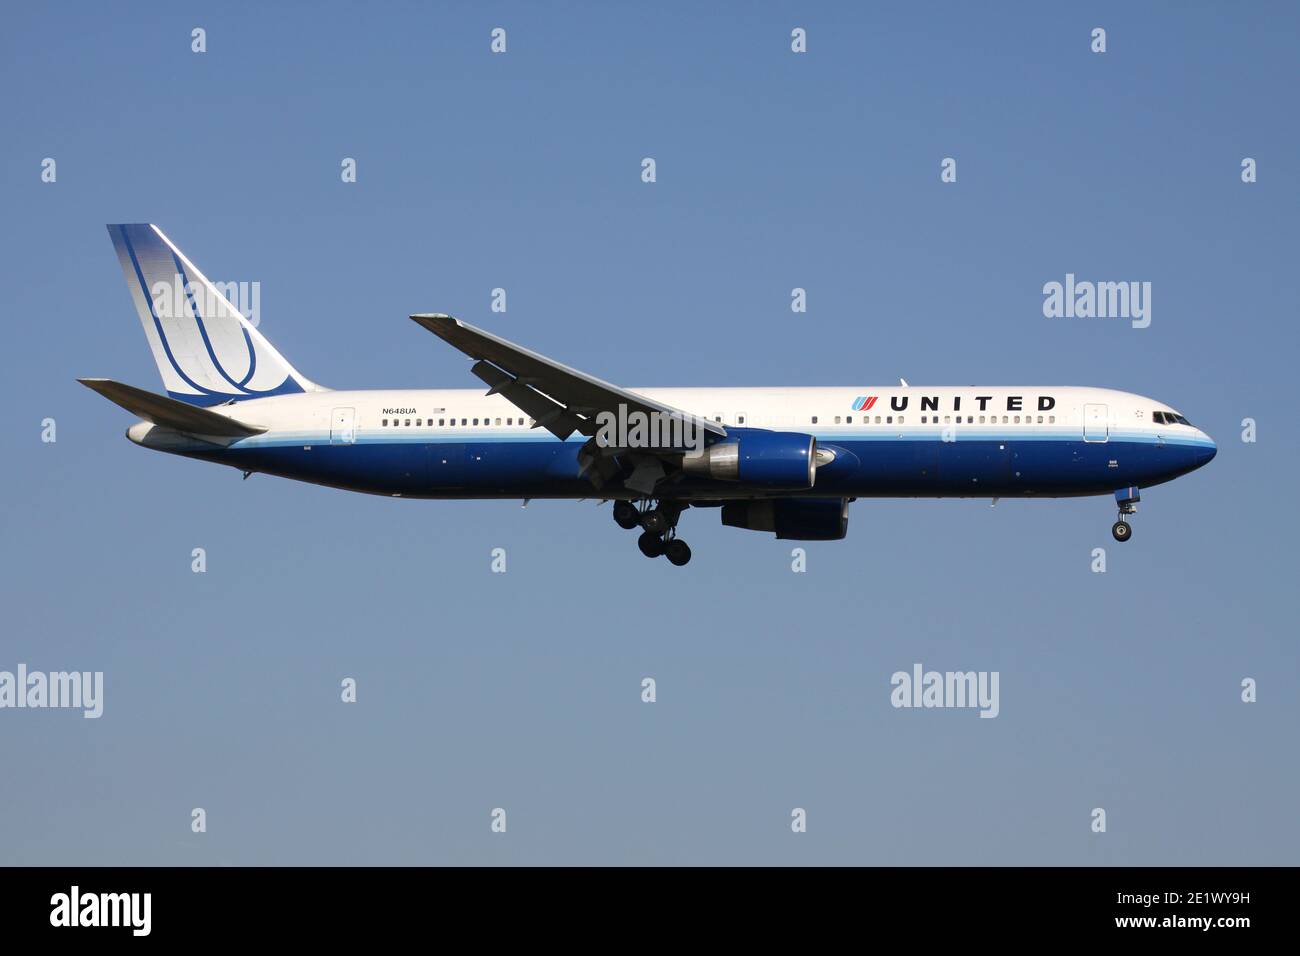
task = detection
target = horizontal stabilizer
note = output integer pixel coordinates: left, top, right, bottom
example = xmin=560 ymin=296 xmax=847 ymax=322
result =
xmin=78 ymin=378 xmax=267 ymax=438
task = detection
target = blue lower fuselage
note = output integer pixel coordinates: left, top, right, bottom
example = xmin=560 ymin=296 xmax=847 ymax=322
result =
xmin=179 ymin=428 xmax=1217 ymax=500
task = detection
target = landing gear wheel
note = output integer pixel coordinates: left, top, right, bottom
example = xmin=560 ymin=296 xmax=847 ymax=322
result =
xmin=641 ymin=509 xmax=668 ymax=534
xmin=664 ymin=538 xmax=692 ymax=566
xmin=1111 ymin=520 xmax=1132 ymax=542
xmin=613 ymin=501 xmax=640 ymax=530
xmin=638 ymin=530 xmax=666 ymax=558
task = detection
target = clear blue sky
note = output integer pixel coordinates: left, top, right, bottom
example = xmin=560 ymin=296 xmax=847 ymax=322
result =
xmin=2 ymin=1 xmax=1296 ymax=864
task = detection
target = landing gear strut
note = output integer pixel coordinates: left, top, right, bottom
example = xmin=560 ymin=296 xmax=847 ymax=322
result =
xmin=616 ymin=499 xmax=691 ymax=565
xmin=1111 ymin=486 xmax=1139 ymax=543
xmin=641 ymin=508 xmax=669 ymax=535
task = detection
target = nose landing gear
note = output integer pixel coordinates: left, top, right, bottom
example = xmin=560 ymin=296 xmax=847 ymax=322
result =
xmin=1111 ymin=486 xmax=1140 ymax=542
xmin=615 ymin=499 xmax=692 ymax=565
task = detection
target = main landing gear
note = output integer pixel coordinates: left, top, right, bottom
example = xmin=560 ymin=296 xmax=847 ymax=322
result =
xmin=614 ymin=500 xmax=691 ymax=565
xmin=1111 ymin=486 xmax=1140 ymax=543
xmin=613 ymin=500 xmax=640 ymax=530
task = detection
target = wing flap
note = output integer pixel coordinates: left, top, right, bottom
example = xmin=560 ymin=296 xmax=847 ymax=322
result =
xmin=469 ymin=360 xmax=591 ymax=440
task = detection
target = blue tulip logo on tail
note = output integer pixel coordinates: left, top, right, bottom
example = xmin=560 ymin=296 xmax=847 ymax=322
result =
xmin=106 ymin=224 xmax=320 ymax=406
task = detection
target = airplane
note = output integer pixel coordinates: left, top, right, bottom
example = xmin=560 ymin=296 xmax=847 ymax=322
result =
xmin=82 ymin=224 xmax=1217 ymax=567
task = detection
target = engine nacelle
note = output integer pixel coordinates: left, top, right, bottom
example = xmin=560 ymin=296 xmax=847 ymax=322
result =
xmin=721 ymin=497 xmax=850 ymax=540
xmin=682 ymin=431 xmax=816 ymax=489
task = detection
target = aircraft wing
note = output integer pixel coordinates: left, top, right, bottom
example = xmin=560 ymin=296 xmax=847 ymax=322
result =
xmin=410 ymin=313 xmax=726 ymax=444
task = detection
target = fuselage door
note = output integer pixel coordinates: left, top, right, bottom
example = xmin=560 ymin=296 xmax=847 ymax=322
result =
xmin=1083 ymin=403 xmax=1108 ymax=443
xmin=330 ymin=407 xmax=356 ymax=445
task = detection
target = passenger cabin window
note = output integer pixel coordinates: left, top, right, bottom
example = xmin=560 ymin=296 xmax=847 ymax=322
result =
xmin=811 ymin=416 xmax=818 ymax=424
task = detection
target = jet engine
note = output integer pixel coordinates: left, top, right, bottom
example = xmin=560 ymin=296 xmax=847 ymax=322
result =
xmin=682 ymin=431 xmax=822 ymax=489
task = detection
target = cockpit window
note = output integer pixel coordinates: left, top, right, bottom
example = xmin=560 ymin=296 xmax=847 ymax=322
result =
xmin=1173 ymin=414 xmax=1191 ymax=426
xmin=1154 ymin=411 xmax=1192 ymax=426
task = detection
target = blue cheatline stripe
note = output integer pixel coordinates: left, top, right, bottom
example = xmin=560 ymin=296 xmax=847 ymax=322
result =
xmin=804 ymin=428 xmax=1212 ymax=446
xmin=218 ymin=428 xmax=1214 ymax=451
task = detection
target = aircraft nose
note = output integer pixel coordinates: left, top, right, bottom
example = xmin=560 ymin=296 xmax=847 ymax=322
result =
xmin=1196 ymin=432 xmax=1217 ymax=466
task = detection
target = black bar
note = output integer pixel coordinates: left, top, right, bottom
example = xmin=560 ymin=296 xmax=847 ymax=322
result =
xmin=0 ymin=866 xmax=1280 ymax=941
